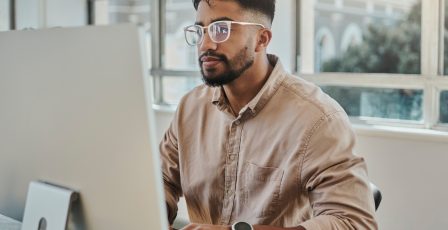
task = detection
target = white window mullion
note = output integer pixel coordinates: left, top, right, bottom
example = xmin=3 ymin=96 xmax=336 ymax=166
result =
xmin=421 ymin=0 xmax=441 ymax=128
xmin=421 ymin=0 xmax=440 ymax=75
xmin=151 ymin=0 xmax=161 ymax=69
xmin=438 ymin=0 xmax=445 ymax=76
xmin=93 ymin=0 xmax=109 ymax=25
xmin=151 ymin=0 xmax=164 ymax=104
xmin=424 ymin=83 xmax=439 ymax=128
xmin=301 ymin=73 xmax=426 ymax=89
xmin=299 ymin=0 xmax=315 ymax=74
xmin=38 ymin=0 xmax=47 ymax=28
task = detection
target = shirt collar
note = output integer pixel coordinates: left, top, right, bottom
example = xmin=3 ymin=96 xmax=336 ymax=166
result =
xmin=211 ymin=54 xmax=286 ymax=116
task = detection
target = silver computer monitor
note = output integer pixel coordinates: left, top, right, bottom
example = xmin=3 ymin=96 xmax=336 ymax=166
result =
xmin=0 ymin=24 xmax=168 ymax=229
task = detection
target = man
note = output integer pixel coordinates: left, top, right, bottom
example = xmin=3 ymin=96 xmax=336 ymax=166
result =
xmin=160 ymin=0 xmax=378 ymax=229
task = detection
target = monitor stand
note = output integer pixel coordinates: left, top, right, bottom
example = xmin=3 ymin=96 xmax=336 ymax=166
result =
xmin=21 ymin=181 xmax=78 ymax=230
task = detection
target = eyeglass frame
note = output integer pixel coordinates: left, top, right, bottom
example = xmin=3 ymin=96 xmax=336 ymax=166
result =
xmin=183 ymin=20 xmax=266 ymax=46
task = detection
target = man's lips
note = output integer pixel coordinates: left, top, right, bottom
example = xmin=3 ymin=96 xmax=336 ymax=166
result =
xmin=200 ymin=56 xmax=221 ymax=62
xmin=200 ymin=56 xmax=223 ymax=68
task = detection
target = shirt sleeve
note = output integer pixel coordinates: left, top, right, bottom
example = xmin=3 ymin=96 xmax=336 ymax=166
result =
xmin=159 ymin=110 xmax=183 ymax=225
xmin=299 ymin=111 xmax=378 ymax=230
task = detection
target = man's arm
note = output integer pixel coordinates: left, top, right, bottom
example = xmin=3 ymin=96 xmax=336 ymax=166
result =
xmin=252 ymin=225 xmax=305 ymax=230
xmin=180 ymin=224 xmax=305 ymax=230
xmin=298 ymin=111 xmax=377 ymax=229
xmin=160 ymin=117 xmax=183 ymax=225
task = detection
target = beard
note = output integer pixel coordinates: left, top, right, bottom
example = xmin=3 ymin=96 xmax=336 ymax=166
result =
xmin=199 ymin=46 xmax=254 ymax=87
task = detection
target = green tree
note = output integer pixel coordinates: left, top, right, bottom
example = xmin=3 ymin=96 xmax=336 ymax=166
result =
xmin=442 ymin=0 xmax=448 ymax=123
xmin=322 ymin=3 xmax=421 ymax=74
xmin=320 ymin=2 xmax=448 ymax=122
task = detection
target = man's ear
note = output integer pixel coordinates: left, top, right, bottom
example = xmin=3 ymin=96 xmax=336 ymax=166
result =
xmin=255 ymin=29 xmax=272 ymax=52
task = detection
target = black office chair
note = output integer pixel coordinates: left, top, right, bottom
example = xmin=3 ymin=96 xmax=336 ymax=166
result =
xmin=369 ymin=182 xmax=382 ymax=211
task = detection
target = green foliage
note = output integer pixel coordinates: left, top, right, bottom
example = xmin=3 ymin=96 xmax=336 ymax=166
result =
xmin=322 ymin=3 xmax=421 ymax=74
xmin=441 ymin=91 xmax=448 ymax=123
xmin=320 ymin=2 xmax=448 ymax=122
xmin=443 ymin=1 xmax=448 ymax=123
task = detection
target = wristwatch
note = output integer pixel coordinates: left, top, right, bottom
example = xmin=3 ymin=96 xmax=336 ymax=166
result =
xmin=231 ymin=221 xmax=253 ymax=230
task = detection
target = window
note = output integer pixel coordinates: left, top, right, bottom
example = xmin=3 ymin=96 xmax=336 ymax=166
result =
xmin=0 ymin=0 xmax=10 ymax=31
xmin=314 ymin=0 xmax=421 ymax=74
xmin=307 ymin=0 xmax=423 ymax=123
xmin=164 ymin=0 xmax=198 ymax=70
xmin=442 ymin=0 xmax=448 ymax=124
xmin=14 ymin=0 xmax=89 ymax=29
xmin=445 ymin=0 xmax=448 ymax=75
xmin=298 ymin=0 xmax=448 ymax=130
xmin=152 ymin=0 xmax=448 ymax=130
xmin=151 ymin=0 xmax=201 ymax=105
xmin=441 ymin=91 xmax=448 ymax=123
xmin=321 ymin=86 xmax=423 ymax=121
xmin=108 ymin=0 xmax=150 ymax=25
xmin=107 ymin=0 xmax=152 ymax=67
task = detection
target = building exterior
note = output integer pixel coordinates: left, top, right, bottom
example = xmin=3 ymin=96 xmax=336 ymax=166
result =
xmin=315 ymin=0 xmax=418 ymax=72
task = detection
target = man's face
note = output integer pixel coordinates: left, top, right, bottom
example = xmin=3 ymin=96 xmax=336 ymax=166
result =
xmin=195 ymin=0 xmax=258 ymax=86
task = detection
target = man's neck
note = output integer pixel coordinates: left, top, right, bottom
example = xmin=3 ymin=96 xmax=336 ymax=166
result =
xmin=223 ymin=55 xmax=273 ymax=116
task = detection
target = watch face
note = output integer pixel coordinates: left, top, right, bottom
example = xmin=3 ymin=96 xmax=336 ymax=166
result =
xmin=234 ymin=222 xmax=252 ymax=230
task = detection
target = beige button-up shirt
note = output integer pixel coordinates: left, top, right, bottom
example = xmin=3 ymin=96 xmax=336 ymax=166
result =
xmin=160 ymin=55 xmax=377 ymax=229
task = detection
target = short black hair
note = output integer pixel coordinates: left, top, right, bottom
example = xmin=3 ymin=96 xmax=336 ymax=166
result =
xmin=193 ymin=0 xmax=276 ymax=24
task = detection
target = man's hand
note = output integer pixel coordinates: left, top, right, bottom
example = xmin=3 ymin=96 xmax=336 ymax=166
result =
xmin=181 ymin=223 xmax=230 ymax=230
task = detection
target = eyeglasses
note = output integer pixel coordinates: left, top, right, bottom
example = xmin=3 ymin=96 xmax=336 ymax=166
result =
xmin=184 ymin=20 xmax=265 ymax=46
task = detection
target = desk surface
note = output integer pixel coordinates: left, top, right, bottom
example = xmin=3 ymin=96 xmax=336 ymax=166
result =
xmin=0 ymin=214 xmax=21 ymax=230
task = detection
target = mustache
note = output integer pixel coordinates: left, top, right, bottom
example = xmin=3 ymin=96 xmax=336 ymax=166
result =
xmin=198 ymin=51 xmax=227 ymax=63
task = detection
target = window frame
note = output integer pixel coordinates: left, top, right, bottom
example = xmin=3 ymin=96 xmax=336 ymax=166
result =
xmin=151 ymin=0 xmax=448 ymax=131
xmin=297 ymin=0 xmax=448 ymax=131
xmin=150 ymin=0 xmax=200 ymax=105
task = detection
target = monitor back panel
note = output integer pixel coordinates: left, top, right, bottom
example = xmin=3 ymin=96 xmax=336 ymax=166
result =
xmin=0 ymin=24 xmax=167 ymax=229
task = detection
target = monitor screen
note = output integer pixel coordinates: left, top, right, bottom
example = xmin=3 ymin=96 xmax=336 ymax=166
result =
xmin=0 ymin=24 xmax=168 ymax=229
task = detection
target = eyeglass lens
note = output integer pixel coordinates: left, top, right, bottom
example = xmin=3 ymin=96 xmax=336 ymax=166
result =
xmin=210 ymin=21 xmax=230 ymax=43
xmin=185 ymin=21 xmax=230 ymax=45
xmin=185 ymin=26 xmax=202 ymax=45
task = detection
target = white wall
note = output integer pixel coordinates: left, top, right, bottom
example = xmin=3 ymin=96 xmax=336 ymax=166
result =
xmin=155 ymin=110 xmax=448 ymax=230
xmin=356 ymin=131 xmax=448 ymax=230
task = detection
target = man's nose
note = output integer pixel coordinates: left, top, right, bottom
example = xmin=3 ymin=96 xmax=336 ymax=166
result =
xmin=199 ymin=32 xmax=218 ymax=52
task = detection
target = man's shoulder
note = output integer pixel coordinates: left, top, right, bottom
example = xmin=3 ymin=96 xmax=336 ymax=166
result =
xmin=278 ymin=73 xmax=345 ymax=117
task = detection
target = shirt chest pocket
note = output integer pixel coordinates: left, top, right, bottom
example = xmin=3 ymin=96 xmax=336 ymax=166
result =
xmin=240 ymin=162 xmax=284 ymax=218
